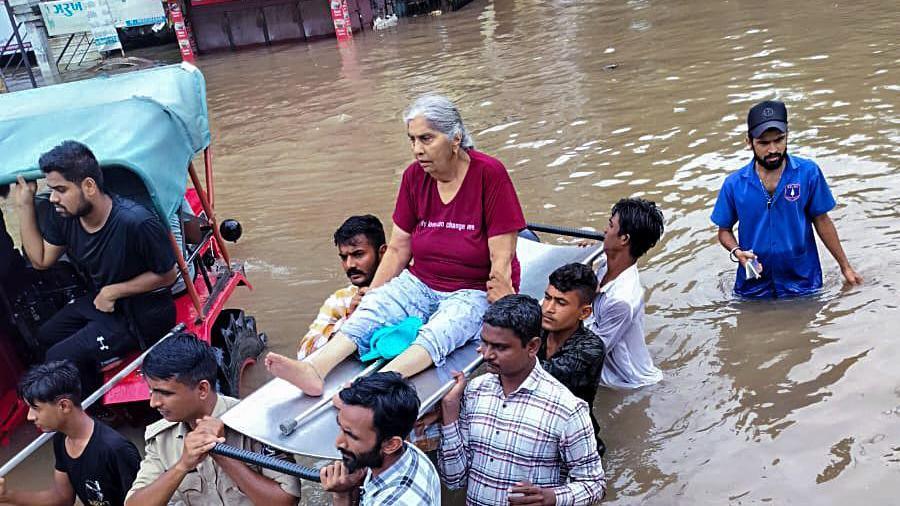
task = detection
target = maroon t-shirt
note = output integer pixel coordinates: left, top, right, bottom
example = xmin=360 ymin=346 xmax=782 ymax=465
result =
xmin=393 ymin=150 xmax=526 ymax=293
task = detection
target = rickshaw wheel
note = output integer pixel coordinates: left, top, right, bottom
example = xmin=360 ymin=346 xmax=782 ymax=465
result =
xmin=213 ymin=310 xmax=267 ymax=398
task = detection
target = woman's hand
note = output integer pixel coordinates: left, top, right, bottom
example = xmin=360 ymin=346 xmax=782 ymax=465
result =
xmin=487 ymin=274 xmax=515 ymax=303
xmin=487 ymin=232 xmax=517 ymax=303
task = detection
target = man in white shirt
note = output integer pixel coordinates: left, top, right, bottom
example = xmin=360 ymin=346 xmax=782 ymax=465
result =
xmin=590 ymin=197 xmax=665 ymax=389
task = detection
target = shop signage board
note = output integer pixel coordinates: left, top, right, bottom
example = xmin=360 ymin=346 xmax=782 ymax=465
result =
xmin=40 ymin=0 xmax=166 ymax=36
xmin=85 ymin=0 xmax=122 ymax=51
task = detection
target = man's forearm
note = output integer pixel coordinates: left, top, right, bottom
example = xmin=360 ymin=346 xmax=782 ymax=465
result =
xmin=717 ymin=228 xmax=739 ymax=251
xmin=440 ymin=397 xmax=461 ymax=425
xmin=813 ymin=214 xmax=851 ymax=269
xmin=16 ymin=205 xmax=48 ymax=269
xmin=331 ymin=488 xmax=360 ymax=506
xmin=488 ymin=233 xmax=516 ymax=282
xmin=437 ymin=421 xmax=468 ymax=489
xmin=213 ymin=455 xmax=297 ymax=506
xmin=0 ymin=489 xmax=69 ymax=506
xmin=104 ymin=268 xmax=176 ymax=300
xmin=124 ymin=466 xmax=188 ymax=506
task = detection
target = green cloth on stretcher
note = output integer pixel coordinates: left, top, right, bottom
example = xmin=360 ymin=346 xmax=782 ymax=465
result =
xmin=359 ymin=316 xmax=423 ymax=362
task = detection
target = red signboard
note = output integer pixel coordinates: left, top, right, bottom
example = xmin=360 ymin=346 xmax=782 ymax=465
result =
xmin=168 ymin=0 xmax=197 ymax=62
xmin=330 ymin=0 xmax=352 ymax=41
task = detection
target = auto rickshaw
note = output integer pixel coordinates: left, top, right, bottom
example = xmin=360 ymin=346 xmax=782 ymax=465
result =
xmin=0 ymin=63 xmax=265 ymax=443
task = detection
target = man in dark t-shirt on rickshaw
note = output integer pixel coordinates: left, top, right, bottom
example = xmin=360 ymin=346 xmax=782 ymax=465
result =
xmin=13 ymin=140 xmax=177 ymax=392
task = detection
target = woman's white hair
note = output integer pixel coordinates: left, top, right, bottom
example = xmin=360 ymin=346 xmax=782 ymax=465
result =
xmin=403 ymin=94 xmax=475 ymax=150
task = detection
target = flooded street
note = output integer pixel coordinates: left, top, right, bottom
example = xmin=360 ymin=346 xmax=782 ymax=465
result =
xmin=3 ymin=0 xmax=899 ymax=503
xmin=202 ymin=0 xmax=899 ymax=502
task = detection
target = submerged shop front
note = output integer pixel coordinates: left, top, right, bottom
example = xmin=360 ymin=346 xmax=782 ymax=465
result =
xmin=184 ymin=0 xmax=374 ymax=51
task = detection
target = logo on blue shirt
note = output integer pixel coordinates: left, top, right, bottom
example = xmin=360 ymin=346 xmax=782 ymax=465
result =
xmin=784 ymin=183 xmax=801 ymax=202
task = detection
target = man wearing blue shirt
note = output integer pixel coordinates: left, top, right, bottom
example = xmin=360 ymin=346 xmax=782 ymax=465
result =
xmin=711 ymin=100 xmax=863 ymax=298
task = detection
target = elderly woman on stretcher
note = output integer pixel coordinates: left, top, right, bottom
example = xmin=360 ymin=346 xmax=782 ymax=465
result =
xmin=266 ymin=94 xmax=526 ymax=396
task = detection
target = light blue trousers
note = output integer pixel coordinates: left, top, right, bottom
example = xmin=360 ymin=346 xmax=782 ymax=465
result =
xmin=340 ymin=270 xmax=488 ymax=366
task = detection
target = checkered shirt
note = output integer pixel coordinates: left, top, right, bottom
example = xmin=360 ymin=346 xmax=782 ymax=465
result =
xmin=296 ymin=285 xmax=357 ymax=359
xmin=361 ymin=442 xmax=442 ymax=505
xmin=438 ymin=362 xmax=606 ymax=506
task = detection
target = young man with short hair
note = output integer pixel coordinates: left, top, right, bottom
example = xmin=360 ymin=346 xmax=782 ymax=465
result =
xmin=712 ymin=99 xmax=862 ymax=297
xmin=591 ymin=197 xmax=665 ymax=390
xmin=14 ymin=141 xmax=177 ymax=391
xmin=0 ymin=360 xmax=141 ymax=506
xmin=540 ymin=262 xmax=606 ymax=454
xmin=320 ymin=372 xmax=441 ymax=506
xmin=125 ymin=333 xmax=301 ymax=506
xmin=439 ymin=294 xmax=606 ymax=505
xmin=296 ymin=215 xmax=387 ymax=359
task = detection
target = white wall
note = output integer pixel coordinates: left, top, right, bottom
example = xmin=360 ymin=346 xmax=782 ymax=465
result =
xmin=1 ymin=8 xmax=28 ymax=48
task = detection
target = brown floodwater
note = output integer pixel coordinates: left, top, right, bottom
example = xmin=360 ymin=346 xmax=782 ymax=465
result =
xmin=3 ymin=0 xmax=899 ymax=503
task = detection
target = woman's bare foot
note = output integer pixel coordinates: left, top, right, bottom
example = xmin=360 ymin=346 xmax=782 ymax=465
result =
xmin=264 ymin=352 xmax=325 ymax=396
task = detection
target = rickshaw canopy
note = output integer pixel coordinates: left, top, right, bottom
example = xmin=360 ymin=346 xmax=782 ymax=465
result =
xmin=0 ymin=63 xmax=210 ymax=221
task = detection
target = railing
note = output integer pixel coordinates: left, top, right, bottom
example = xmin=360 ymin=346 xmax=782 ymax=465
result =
xmin=1 ymin=0 xmax=38 ymax=90
xmin=55 ymin=32 xmax=96 ymax=71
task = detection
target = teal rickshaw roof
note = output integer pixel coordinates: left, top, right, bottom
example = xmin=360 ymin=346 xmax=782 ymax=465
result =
xmin=0 ymin=63 xmax=210 ymax=220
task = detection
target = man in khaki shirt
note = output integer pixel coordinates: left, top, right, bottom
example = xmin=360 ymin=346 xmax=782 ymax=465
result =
xmin=126 ymin=332 xmax=301 ymax=506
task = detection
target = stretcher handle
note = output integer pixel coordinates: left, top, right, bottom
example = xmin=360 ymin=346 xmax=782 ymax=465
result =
xmin=210 ymin=443 xmax=321 ymax=482
xmin=418 ymin=356 xmax=484 ymax=418
xmin=526 ymin=222 xmax=605 ymax=241
xmin=279 ymin=358 xmax=387 ymax=436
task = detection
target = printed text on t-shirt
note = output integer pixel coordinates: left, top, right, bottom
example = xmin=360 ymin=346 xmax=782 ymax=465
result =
xmin=418 ymin=220 xmax=477 ymax=231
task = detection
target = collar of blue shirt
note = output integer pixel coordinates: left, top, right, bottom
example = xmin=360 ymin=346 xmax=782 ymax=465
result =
xmin=739 ymin=153 xmax=797 ymax=180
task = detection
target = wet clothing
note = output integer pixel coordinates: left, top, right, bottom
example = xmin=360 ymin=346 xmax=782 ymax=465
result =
xmin=439 ymin=363 xmax=606 ymax=506
xmin=589 ymin=263 xmax=662 ymax=390
xmin=361 ymin=442 xmax=441 ymax=506
xmin=711 ymin=154 xmax=836 ymax=298
xmin=296 ymin=284 xmax=358 ymax=359
xmin=53 ymin=419 xmax=141 ymax=506
xmin=393 ymin=149 xmax=526 ymax=293
xmin=539 ymin=324 xmax=606 ymax=452
xmin=38 ymin=195 xmax=176 ymax=386
xmin=342 ymin=270 xmax=488 ymax=367
xmin=127 ymin=395 xmax=302 ymax=505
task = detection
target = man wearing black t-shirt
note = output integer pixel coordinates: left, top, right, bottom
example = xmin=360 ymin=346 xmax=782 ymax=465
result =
xmin=539 ymin=263 xmax=607 ymax=456
xmin=0 ymin=360 xmax=140 ymax=506
xmin=13 ymin=141 xmax=177 ymax=391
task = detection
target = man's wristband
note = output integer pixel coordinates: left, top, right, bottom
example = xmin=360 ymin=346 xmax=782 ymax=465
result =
xmin=729 ymin=247 xmax=741 ymax=263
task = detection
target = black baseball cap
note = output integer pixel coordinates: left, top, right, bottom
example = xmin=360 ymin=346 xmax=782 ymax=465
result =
xmin=747 ymin=100 xmax=788 ymax=138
